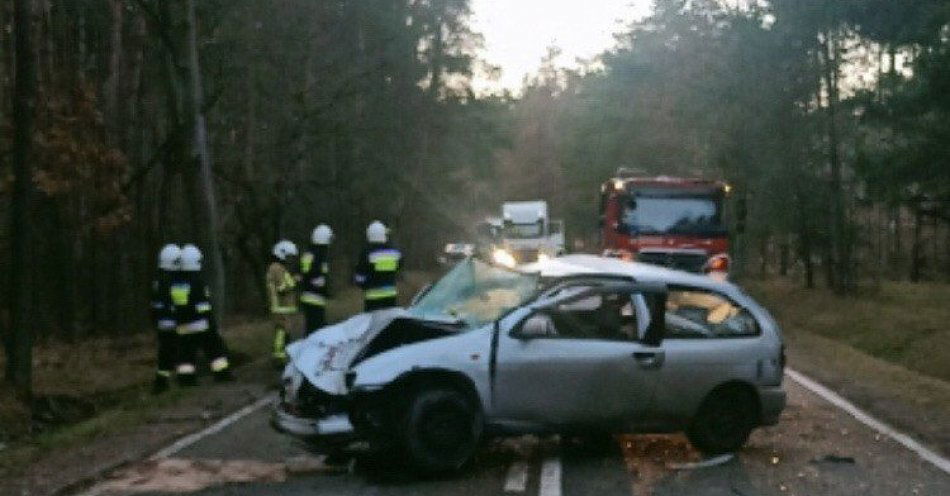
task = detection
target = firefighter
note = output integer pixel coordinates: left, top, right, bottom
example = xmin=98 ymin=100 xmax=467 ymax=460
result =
xmin=300 ymin=225 xmax=332 ymax=335
xmin=354 ymin=221 xmax=402 ymax=311
xmin=150 ymin=244 xmax=181 ymax=394
xmin=268 ymin=240 xmax=299 ymax=363
xmin=172 ymin=244 xmax=232 ymax=385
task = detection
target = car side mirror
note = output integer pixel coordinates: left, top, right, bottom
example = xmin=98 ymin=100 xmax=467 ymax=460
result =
xmin=513 ymin=313 xmax=556 ymax=340
xmin=642 ymin=292 xmax=667 ymax=347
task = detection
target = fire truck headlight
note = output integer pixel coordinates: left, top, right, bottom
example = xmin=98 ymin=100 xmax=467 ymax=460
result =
xmin=492 ymin=249 xmax=517 ymax=268
xmin=537 ymin=253 xmax=551 ymax=263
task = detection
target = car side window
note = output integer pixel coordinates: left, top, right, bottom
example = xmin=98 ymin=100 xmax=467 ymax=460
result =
xmin=547 ymin=290 xmax=640 ymax=342
xmin=664 ymin=288 xmax=759 ymax=338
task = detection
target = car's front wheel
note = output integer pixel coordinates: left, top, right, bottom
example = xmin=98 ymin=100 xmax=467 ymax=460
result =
xmin=401 ymin=388 xmax=483 ymax=473
xmin=686 ymin=386 xmax=758 ymax=455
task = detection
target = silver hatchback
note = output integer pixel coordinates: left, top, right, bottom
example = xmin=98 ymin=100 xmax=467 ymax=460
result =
xmin=273 ymin=255 xmax=786 ymax=473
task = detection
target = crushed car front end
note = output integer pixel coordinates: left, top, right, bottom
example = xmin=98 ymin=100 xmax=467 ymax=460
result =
xmin=273 ymin=363 xmax=355 ymax=440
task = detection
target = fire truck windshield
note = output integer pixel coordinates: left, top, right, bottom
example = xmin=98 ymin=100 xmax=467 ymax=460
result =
xmin=621 ymin=195 xmax=724 ymax=236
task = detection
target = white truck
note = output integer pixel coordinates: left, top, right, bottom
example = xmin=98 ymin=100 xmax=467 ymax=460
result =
xmin=491 ymin=201 xmax=565 ymax=267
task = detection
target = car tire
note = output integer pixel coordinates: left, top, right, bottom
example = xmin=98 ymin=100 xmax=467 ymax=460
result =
xmin=687 ymin=386 xmax=758 ymax=455
xmin=401 ymin=388 xmax=483 ymax=474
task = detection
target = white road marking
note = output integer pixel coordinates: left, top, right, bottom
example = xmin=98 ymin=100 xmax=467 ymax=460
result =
xmin=786 ymin=368 xmax=950 ymax=475
xmin=77 ymin=394 xmax=276 ymax=496
xmin=503 ymin=461 xmax=530 ymax=493
xmin=150 ymin=393 xmax=276 ymax=460
xmin=539 ymin=456 xmax=562 ymax=496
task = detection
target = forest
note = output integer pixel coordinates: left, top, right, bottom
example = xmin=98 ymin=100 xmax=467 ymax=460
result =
xmin=3 ymin=0 xmax=950 ymax=398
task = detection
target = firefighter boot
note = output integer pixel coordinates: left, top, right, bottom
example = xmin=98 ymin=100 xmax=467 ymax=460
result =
xmin=211 ymin=357 xmax=233 ymax=383
xmin=176 ymin=363 xmax=198 ymax=387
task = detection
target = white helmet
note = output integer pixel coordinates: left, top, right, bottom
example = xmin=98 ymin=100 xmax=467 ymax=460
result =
xmin=272 ymin=240 xmax=298 ymax=261
xmin=366 ymin=220 xmax=387 ymax=243
xmin=158 ymin=244 xmax=182 ymax=271
xmin=180 ymin=244 xmax=203 ymax=272
xmin=311 ymin=224 xmax=333 ymax=245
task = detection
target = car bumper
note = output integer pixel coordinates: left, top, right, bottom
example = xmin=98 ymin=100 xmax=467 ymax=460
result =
xmin=271 ymin=403 xmax=355 ymax=439
xmin=758 ymin=385 xmax=786 ymax=426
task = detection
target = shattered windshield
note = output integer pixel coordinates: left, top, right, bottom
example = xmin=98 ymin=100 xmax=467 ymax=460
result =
xmin=408 ymin=258 xmax=539 ymax=328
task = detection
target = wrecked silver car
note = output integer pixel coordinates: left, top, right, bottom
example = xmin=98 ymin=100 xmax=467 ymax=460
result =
xmin=273 ymin=255 xmax=786 ymax=473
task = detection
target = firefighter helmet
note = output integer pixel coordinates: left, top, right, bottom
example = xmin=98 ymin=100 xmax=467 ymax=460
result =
xmin=180 ymin=244 xmax=203 ymax=271
xmin=366 ymin=221 xmax=387 ymax=243
xmin=158 ymin=244 xmax=182 ymax=271
xmin=311 ymin=224 xmax=333 ymax=245
xmin=272 ymin=240 xmax=298 ymax=261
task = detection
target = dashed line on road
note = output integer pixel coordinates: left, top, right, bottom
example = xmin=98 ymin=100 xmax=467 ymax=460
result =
xmin=786 ymin=368 xmax=950 ymax=475
xmin=539 ymin=456 xmax=562 ymax=496
xmin=503 ymin=461 xmax=530 ymax=493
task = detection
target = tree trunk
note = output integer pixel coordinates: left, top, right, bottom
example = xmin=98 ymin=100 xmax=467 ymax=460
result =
xmin=779 ymin=235 xmax=790 ymax=277
xmin=910 ymin=204 xmax=923 ymax=282
xmin=7 ymin=0 xmax=38 ymax=397
xmin=186 ymin=0 xmax=227 ymax=322
xmin=106 ymin=0 xmax=123 ymax=132
xmin=821 ymin=30 xmax=850 ymax=293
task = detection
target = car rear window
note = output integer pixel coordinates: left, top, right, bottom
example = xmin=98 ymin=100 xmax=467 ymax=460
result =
xmin=664 ymin=288 xmax=759 ymax=338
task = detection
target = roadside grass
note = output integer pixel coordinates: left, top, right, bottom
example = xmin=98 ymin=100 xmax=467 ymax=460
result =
xmin=745 ymin=278 xmax=950 ymax=454
xmin=746 ymin=278 xmax=950 ymax=383
xmin=0 ymin=270 xmax=435 ymax=473
xmin=0 ymin=319 xmax=273 ymax=473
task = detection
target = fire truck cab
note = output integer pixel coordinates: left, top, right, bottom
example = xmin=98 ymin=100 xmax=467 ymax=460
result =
xmin=600 ymin=170 xmax=735 ymax=278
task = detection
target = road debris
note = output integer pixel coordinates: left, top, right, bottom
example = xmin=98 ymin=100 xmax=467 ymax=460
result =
xmin=811 ymin=454 xmax=856 ymax=464
xmin=285 ymin=455 xmax=348 ymax=475
xmin=95 ymin=458 xmax=286 ymax=493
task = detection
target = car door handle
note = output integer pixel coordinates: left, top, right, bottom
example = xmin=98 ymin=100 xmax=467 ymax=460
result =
xmin=632 ymin=351 xmax=665 ymax=369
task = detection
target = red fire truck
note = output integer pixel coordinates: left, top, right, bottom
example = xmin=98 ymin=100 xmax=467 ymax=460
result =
xmin=599 ymin=170 xmax=739 ymax=278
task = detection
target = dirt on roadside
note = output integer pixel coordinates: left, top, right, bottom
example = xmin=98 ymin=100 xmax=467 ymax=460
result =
xmin=0 ymin=350 xmax=276 ymax=496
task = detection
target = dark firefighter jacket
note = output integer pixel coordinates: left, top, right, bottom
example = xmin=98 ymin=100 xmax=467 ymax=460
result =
xmin=300 ymin=245 xmax=330 ymax=306
xmin=353 ymin=243 xmax=401 ymax=301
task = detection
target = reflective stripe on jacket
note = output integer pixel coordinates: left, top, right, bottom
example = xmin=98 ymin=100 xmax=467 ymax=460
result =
xmin=365 ymin=285 xmax=398 ymax=300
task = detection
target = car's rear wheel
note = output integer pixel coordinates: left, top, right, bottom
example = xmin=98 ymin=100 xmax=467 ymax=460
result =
xmin=401 ymin=388 xmax=483 ymax=474
xmin=687 ymin=386 xmax=758 ymax=455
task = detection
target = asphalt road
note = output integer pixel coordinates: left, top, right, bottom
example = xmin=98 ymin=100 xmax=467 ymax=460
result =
xmin=83 ymin=375 xmax=950 ymax=496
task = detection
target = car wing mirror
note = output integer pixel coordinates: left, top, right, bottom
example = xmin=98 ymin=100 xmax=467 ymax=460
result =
xmin=513 ymin=313 xmax=555 ymax=340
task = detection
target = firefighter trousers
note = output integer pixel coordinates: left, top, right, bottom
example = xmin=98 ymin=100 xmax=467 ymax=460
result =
xmin=301 ymin=304 xmax=326 ymax=337
xmin=176 ymin=327 xmax=230 ymax=384
xmin=156 ymin=329 xmax=178 ymax=377
xmin=271 ymin=313 xmax=299 ymax=360
xmin=364 ymin=296 xmax=398 ymax=312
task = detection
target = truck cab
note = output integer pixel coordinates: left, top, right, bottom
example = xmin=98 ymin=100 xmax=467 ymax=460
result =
xmin=600 ymin=172 xmax=735 ymax=278
xmin=494 ymin=201 xmax=565 ymax=266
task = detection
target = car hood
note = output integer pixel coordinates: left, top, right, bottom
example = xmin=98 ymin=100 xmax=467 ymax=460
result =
xmin=286 ymin=308 xmax=407 ymax=395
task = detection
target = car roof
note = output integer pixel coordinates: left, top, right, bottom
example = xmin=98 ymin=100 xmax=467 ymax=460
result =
xmin=519 ymin=254 xmax=738 ymax=294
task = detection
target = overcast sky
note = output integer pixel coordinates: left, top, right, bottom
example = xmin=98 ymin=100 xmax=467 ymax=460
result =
xmin=469 ymin=0 xmax=653 ymax=93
